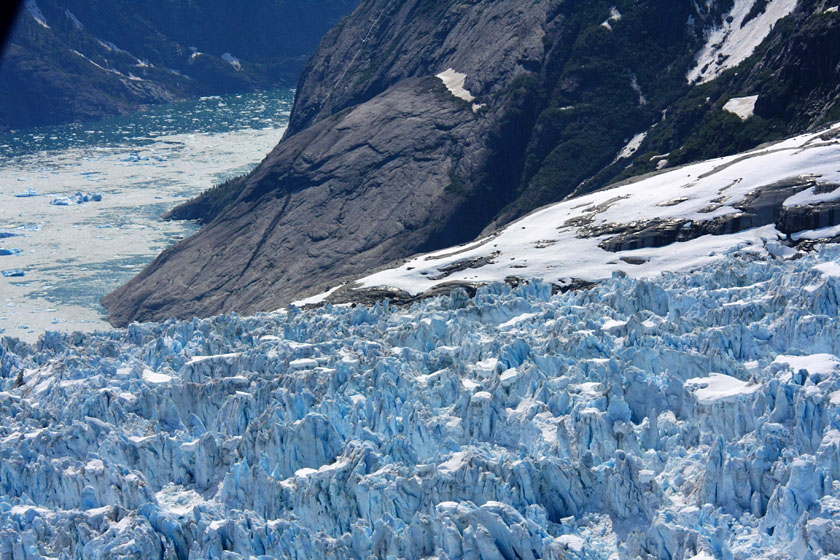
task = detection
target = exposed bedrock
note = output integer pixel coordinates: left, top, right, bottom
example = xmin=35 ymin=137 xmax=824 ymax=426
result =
xmin=595 ymin=179 xmax=840 ymax=252
xmin=104 ymin=0 xmax=840 ymax=325
xmin=104 ymin=78 xmax=489 ymax=325
xmin=104 ymin=0 xmax=558 ymax=325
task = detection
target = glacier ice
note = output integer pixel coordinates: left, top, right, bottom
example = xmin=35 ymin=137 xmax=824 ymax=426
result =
xmin=3 ymin=246 xmax=840 ymax=558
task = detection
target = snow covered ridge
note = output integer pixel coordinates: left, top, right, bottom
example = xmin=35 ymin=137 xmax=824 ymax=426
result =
xmin=687 ymin=0 xmax=798 ymax=84
xmin=318 ymin=123 xmax=840 ymax=302
xmin=4 ymin=247 xmax=840 ymax=557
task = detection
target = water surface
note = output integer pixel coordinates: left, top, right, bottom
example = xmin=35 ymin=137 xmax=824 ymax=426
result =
xmin=0 ymin=89 xmax=294 ymax=341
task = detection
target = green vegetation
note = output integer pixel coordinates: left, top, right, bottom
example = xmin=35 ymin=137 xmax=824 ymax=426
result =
xmin=742 ymin=0 xmax=769 ymax=27
xmin=165 ymin=172 xmax=251 ymax=224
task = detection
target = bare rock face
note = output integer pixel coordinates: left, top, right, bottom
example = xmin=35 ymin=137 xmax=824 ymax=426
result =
xmin=104 ymin=0 xmax=560 ymax=325
xmin=104 ymin=78 xmax=485 ymax=324
xmin=104 ymin=0 xmax=840 ymax=325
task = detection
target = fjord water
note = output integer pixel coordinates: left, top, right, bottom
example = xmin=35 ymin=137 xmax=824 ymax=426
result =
xmin=0 ymin=89 xmax=294 ymax=342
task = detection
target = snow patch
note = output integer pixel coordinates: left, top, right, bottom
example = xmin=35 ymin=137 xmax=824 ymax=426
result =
xmin=25 ymin=0 xmax=49 ymax=28
xmin=498 ymin=312 xmax=540 ymax=329
xmin=292 ymin=284 xmax=346 ymax=307
xmin=289 ymin=358 xmax=318 ymax=370
xmin=793 ymin=224 xmax=840 ymax=240
xmin=601 ymin=6 xmax=622 ymax=30
xmin=783 ymin=184 xmax=840 ymax=207
xmin=687 ymin=0 xmax=798 ymax=84
xmin=617 ymin=131 xmax=648 ymax=159
xmin=325 ymin=125 xmax=840 ymax=299
xmin=436 ymin=68 xmax=483 ymax=112
xmin=814 ymin=262 xmax=840 ymax=279
xmin=723 ymin=95 xmax=759 ymax=120
xmin=772 ymin=354 xmax=840 ymax=375
xmin=156 ymin=484 xmax=205 ymax=516
xmin=64 ymin=9 xmax=83 ymax=30
xmin=186 ymin=353 xmax=241 ymax=365
xmin=141 ymin=369 xmax=172 ymax=384
xmin=221 ymin=53 xmax=242 ymax=71
xmin=557 ymin=534 xmax=585 ymax=552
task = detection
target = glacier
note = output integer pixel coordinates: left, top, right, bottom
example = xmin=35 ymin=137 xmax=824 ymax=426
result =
xmin=2 ymin=242 xmax=840 ymax=558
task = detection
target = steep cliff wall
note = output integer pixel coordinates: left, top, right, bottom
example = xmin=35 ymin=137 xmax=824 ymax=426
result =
xmin=105 ymin=0 xmax=840 ymax=325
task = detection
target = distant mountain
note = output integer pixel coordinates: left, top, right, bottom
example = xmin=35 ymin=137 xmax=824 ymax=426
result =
xmin=0 ymin=0 xmax=358 ymax=131
xmin=104 ymin=0 xmax=840 ymax=326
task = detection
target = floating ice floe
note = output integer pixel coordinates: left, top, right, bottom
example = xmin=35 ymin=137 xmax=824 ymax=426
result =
xmin=49 ymin=192 xmax=103 ymax=206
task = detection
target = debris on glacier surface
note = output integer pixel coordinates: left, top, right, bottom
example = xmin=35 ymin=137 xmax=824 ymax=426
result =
xmin=4 ymin=244 xmax=840 ymax=558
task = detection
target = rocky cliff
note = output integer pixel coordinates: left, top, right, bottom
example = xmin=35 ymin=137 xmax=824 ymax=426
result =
xmin=0 ymin=0 xmax=357 ymax=130
xmin=105 ymin=0 xmax=840 ymax=326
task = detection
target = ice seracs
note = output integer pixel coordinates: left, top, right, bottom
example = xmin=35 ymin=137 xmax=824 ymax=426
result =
xmin=4 ymin=245 xmax=840 ymax=557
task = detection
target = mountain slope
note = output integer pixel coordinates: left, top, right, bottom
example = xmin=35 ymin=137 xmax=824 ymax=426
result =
xmin=0 ymin=0 xmax=358 ymax=131
xmin=307 ymin=124 xmax=840 ymax=305
xmin=105 ymin=0 xmax=840 ymax=326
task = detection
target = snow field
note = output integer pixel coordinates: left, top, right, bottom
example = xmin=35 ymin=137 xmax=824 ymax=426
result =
xmin=327 ymin=123 xmax=840 ymax=302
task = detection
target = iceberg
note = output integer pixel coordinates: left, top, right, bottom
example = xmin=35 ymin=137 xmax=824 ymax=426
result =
xmin=49 ymin=191 xmax=104 ymax=205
